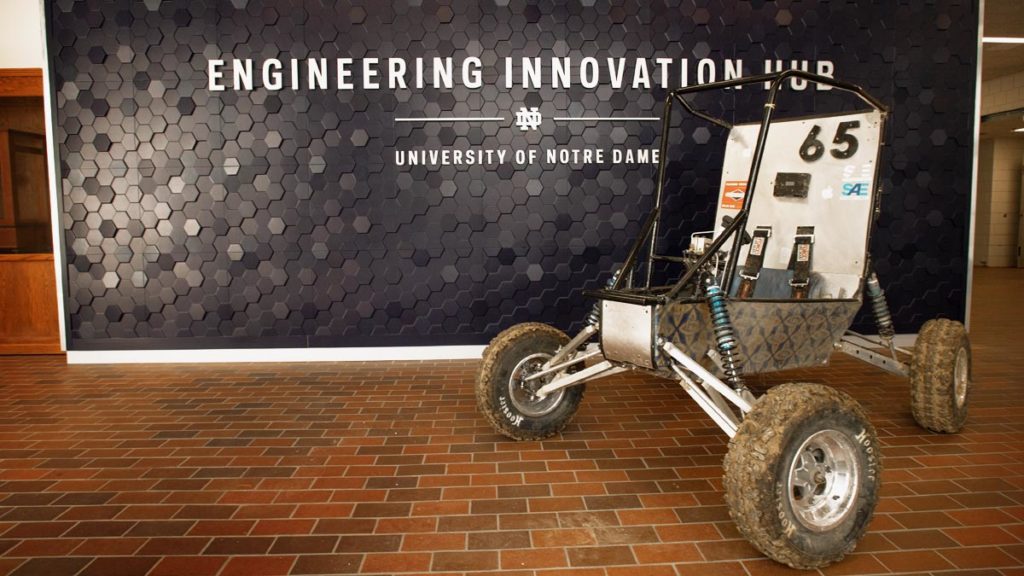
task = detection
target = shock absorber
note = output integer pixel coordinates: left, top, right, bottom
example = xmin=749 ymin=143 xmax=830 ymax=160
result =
xmin=704 ymin=277 xmax=744 ymax=389
xmin=865 ymin=272 xmax=895 ymax=342
xmin=587 ymin=269 xmax=621 ymax=326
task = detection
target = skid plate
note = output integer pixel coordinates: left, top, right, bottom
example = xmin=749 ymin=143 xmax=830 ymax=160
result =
xmin=600 ymin=300 xmax=657 ymax=369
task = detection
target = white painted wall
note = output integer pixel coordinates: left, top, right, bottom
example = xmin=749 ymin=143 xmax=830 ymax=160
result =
xmin=975 ymin=139 xmax=1024 ymax=267
xmin=0 ymin=0 xmax=45 ymax=69
xmin=982 ymin=69 xmax=1024 ymax=115
xmin=976 ymin=70 xmax=1024 ymax=268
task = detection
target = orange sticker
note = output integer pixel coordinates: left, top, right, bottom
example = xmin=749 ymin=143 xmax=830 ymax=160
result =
xmin=721 ymin=181 xmax=747 ymax=210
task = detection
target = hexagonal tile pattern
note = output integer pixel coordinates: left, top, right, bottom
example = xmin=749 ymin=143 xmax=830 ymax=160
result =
xmin=48 ymin=1 xmax=975 ymax=349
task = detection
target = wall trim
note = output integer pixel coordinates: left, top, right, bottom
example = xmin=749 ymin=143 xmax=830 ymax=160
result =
xmin=66 ymin=334 xmax=917 ymax=365
xmin=66 ymin=345 xmax=487 ymax=364
xmin=966 ymin=0 xmax=984 ymax=330
xmin=40 ymin=0 xmax=68 ymax=352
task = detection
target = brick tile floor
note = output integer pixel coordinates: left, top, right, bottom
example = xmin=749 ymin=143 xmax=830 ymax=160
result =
xmin=0 ymin=267 xmax=1022 ymax=575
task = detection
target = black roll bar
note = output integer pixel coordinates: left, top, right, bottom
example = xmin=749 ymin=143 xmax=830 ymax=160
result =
xmin=611 ymin=69 xmax=888 ymax=301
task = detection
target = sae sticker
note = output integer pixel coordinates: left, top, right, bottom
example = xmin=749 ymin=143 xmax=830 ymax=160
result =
xmin=841 ymin=180 xmax=870 ymax=198
xmin=721 ymin=180 xmax=747 ymax=209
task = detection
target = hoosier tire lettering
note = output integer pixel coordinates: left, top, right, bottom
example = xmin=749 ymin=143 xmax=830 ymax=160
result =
xmin=723 ymin=383 xmax=881 ymax=570
xmin=475 ymin=323 xmax=585 ymax=441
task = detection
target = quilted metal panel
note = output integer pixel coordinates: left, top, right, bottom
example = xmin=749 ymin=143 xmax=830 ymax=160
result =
xmin=658 ymin=299 xmax=863 ymax=374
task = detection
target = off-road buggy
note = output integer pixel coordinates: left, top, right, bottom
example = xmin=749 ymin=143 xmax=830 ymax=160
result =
xmin=475 ymin=70 xmax=971 ymax=569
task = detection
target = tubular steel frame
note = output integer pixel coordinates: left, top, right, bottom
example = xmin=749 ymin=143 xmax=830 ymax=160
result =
xmin=608 ymin=70 xmax=888 ymax=302
xmin=530 ymin=71 xmax=898 ymax=437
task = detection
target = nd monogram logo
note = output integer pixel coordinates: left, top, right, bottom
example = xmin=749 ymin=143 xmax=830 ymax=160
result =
xmin=515 ymin=107 xmax=542 ymax=131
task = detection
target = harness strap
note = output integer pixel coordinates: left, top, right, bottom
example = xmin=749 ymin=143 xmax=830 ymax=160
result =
xmin=736 ymin=226 xmax=772 ymax=299
xmin=788 ymin=226 xmax=815 ymax=299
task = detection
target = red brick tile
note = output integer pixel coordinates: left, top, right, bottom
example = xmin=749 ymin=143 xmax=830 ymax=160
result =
xmin=0 ymin=272 xmax=1021 ymax=576
xmin=290 ymin=554 xmax=363 ymax=575
xmin=294 ymin=503 xmax=354 ymax=518
xmin=501 ymin=548 xmax=568 ymax=569
xmin=219 ymin=555 xmax=295 ymax=576
xmin=501 ymin=512 xmax=559 ymax=530
xmin=269 ymin=535 xmax=338 ymax=554
xmin=375 ymin=517 xmax=437 ymax=533
xmin=634 ymin=542 xmax=701 ymax=563
xmin=663 ymin=562 xmax=750 ymax=575
xmin=431 ymin=550 xmax=499 ymax=571
xmin=876 ymin=550 xmax=954 ymax=572
xmin=944 ymin=526 xmax=1018 ymax=546
xmin=401 ymin=532 xmax=466 ymax=551
xmin=149 ymin=556 xmax=226 ymax=576
xmin=607 ymin=566 xmax=676 ymax=576
xmin=592 ymin=526 xmax=658 ymax=545
xmin=947 ymin=507 xmax=1018 ymax=526
xmin=567 ymin=545 xmax=636 ymax=566
xmin=0 ymin=559 xmax=24 ymax=576
xmin=940 ymin=546 xmax=1021 ymax=569
xmin=529 ymin=497 xmax=586 ymax=512
xmin=57 ymin=505 xmax=123 ymax=521
xmin=654 ymin=523 xmax=721 ymax=541
xmin=352 ymin=502 xmax=409 ymax=518
xmin=438 ymin=514 xmax=497 ymax=532
xmin=250 ymin=518 xmax=315 ymax=535
xmin=5 ymin=557 xmax=90 ymax=576
xmin=79 ymin=556 xmax=159 ymax=576
xmin=64 ymin=520 xmax=135 ymax=537
xmin=71 ymin=537 xmax=145 ymax=556
xmin=202 ymin=536 xmax=273 ymax=555
xmin=468 ymin=530 xmax=530 ymax=550
xmin=137 ymin=537 xmax=209 ymax=555
xmin=411 ymin=500 xmax=468 ymax=516
xmin=742 ymin=558 xmax=816 ymax=576
xmin=4 ymin=538 xmax=81 ymax=557
xmin=883 ymin=528 xmax=958 ymax=549
xmin=362 ymin=552 xmax=432 ymax=573
xmin=822 ymin=553 xmax=889 ymax=575
xmin=187 ymin=519 xmax=254 ymax=536
xmin=532 ymin=528 xmax=597 ymax=547
xmin=335 ymin=534 xmax=401 ymax=553
xmin=313 ymin=518 xmax=376 ymax=535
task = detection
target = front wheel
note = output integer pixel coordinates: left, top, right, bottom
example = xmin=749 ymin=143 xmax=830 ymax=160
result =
xmin=476 ymin=323 xmax=585 ymax=441
xmin=723 ymin=383 xmax=881 ymax=569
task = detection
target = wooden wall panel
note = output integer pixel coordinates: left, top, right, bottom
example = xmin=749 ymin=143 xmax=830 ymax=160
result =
xmin=0 ymin=254 xmax=61 ymax=354
xmin=0 ymin=69 xmax=42 ymax=98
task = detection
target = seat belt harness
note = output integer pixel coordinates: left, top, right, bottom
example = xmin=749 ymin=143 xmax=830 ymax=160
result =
xmin=736 ymin=226 xmax=772 ymax=299
xmin=788 ymin=226 xmax=815 ymax=299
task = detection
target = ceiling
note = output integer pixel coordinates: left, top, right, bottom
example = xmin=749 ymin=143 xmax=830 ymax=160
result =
xmin=981 ymin=0 xmax=1024 ymax=139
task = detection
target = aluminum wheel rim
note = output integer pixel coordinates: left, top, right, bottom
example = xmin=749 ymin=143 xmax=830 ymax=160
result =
xmin=787 ymin=429 xmax=860 ymax=532
xmin=508 ymin=352 xmax=565 ymax=417
xmin=954 ymin=347 xmax=969 ymax=409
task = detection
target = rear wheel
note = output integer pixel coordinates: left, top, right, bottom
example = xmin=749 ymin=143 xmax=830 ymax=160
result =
xmin=910 ymin=318 xmax=971 ymax=433
xmin=476 ymin=323 xmax=585 ymax=441
xmin=723 ymin=383 xmax=881 ymax=569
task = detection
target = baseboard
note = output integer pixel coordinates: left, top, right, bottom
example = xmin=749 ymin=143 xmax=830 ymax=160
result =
xmin=65 ymin=345 xmax=488 ymax=365
xmin=0 ymin=338 xmax=63 ymax=355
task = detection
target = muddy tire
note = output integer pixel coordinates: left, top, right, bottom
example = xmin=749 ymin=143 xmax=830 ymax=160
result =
xmin=476 ymin=323 xmax=585 ymax=441
xmin=723 ymin=383 xmax=881 ymax=569
xmin=910 ymin=319 xmax=971 ymax=433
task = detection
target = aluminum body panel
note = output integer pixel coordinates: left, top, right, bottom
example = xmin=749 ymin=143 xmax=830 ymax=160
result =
xmin=600 ymin=300 xmax=656 ymax=369
xmin=716 ymin=111 xmax=884 ymax=299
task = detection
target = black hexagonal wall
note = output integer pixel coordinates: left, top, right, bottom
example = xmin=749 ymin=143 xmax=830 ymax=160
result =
xmin=46 ymin=1 xmax=977 ymax=350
